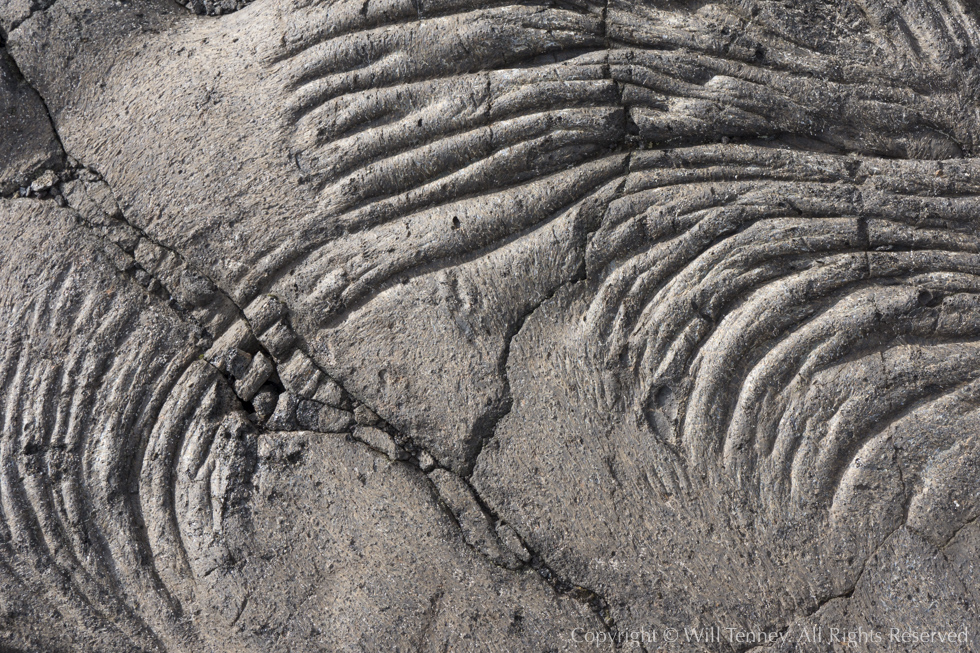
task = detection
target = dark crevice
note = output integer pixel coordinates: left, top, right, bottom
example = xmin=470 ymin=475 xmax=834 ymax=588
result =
xmin=448 ymin=37 xmax=639 ymax=621
xmin=462 ymin=272 xmax=582 ymax=476
xmin=464 ymin=150 xmax=631 ymax=475
xmin=464 ymin=473 xmax=619 ymax=634
xmin=457 ymin=184 xmax=637 ymax=647
xmin=421 ymin=447 xmax=624 ymax=644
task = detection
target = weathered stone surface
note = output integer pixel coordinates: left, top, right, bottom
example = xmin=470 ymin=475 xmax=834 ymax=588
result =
xmin=0 ymin=47 xmax=60 ymax=195
xmin=3 ymin=0 xmax=980 ymax=650
xmin=0 ymin=197 xmax=596 ymax=651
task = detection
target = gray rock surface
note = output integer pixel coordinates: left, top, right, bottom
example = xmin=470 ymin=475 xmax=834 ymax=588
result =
xmin=0 ymin=47 xmax=60 ymax=194
xmin=2 ymin=0 xmax=980 ymax=651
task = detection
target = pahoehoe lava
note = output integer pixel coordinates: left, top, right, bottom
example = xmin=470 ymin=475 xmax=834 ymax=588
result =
xmin=2 ymin=0 xmax=980 ymax=651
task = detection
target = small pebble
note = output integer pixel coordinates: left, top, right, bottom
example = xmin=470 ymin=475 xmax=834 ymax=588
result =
xmin=417 ymin=451 xmax=437 ymax=472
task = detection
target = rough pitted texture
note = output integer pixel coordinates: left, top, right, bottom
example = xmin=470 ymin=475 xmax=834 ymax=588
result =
xmin=184 ymin=0 xmax=251 ymax=16
xmin=0 ymin=47 xmax=60 ymax=194
xmin=2 ymin=0 xmax=980 ymax=651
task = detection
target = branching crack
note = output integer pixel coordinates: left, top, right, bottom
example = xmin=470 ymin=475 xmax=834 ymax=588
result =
xmin=46 ymin=156 xmax=625 ymax=643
